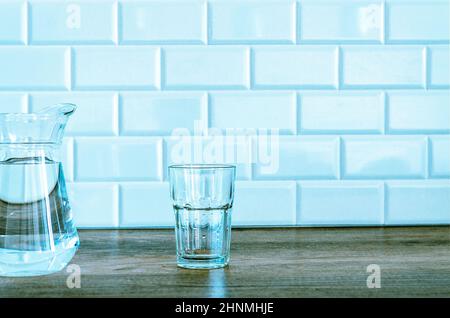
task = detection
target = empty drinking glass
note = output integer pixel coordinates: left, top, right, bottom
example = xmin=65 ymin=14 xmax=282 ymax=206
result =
xmin=169 ymin=164 xmax=236 ymax=269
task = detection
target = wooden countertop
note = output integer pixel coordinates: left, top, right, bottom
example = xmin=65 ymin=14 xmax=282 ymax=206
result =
xmin=1 ymin=227 xmax=449 ymax=298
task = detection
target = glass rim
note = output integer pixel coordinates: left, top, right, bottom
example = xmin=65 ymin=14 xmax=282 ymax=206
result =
xmin=0 ymin=103 xmax=76 ymax=121
xmin=169 ymin=164 xmax=236 ymax=170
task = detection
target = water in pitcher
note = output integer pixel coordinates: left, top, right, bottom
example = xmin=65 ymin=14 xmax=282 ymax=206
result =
xmin=0 ymin=157 xmax=79 ymax=276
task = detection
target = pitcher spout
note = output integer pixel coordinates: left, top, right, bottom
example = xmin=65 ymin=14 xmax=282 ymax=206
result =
xmin=0 ymin=103 xmax=77 ymax=145
xmin=38 ymin=103 xmax=77 ymax=118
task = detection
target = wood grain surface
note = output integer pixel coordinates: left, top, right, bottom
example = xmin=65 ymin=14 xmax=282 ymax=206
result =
xmin=1 ymin=227 xmax=449 ymax=297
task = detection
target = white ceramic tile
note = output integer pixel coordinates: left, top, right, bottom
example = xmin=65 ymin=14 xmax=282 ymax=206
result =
xmin=61 ymin=137 xmax=74 ymax=182
xmin=343 ymin=136 xmax=427 ymax=179
xmin=73 ymin=46 xmax=160 ymax=90
xmin=429 ymin=46 xmax=450 ymax=88
xmin=164 ymin=136 xmax=252 ymax=180
xmin=233 ymin=181 xmax=296 ymax=226
xmin=387 ymin=91 xmax=450 ymax=133
xmin=0 ymin=0 xmax=26 ymax=44
xmin=387 ymin=1 xmax=449 ymax=42
xmin=30 ymin=0 xmax=116 ymax=44
xmin=0 ymin=47 xmax=69 ymax=89
xmin=386 ymin=181 xmax=450 ymax=225
xmin=209 ymin=0 xmax=295 ymax=43
xmin=430 ymin=136 xmax=450 ymax=178
xmin=298 ymin=181 xmax=384 ymax=225
xmin=253 ymin=136 xmax=339 ymax=179
xmin=163 ymin=47 xmax=249 ymax=89
xmin=342 ymin=46 xmax=424 ymax=88
xmin=120 ymin=0 xmax=206 ymax=44
xmin=75 ymin=137 xmax=163 ymax=181
xmin=252 ymin=46 xmax=338 ymax=88
xmin=0 ymin=93 xmax=27 ymax=112
xmin=299 ymin=0 xmax=382 ymax=42
xmin=67 ymin=182 xmax=119 ymax=228
xmin=120 ymin=182 xmax=174 ymax=227
xmin=209 ymin=92 xmax=296 ymax=134
xmin=30 ymin=92 xmax=118 ymax=136
xmin=120 ymin=92 xmax=206 ymax=135
xmin=299 ymin=91 xmax=383 ymax=133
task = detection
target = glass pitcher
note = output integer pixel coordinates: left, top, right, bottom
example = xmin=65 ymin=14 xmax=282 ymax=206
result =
xmin=0 ymin=104 xmax=79 ymax=276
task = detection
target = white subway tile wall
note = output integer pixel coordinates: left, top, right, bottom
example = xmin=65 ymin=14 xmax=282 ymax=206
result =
xmin=0 ymin=1 xmax=26 ymax=44
xmin=429 ymin=46 xmax=450 ymax=88
xmin=342 ymin=136 xmax=427 ymax=179
xmin=0 ymin=47 xmax=70 ymax=89
xmin=298 ymin=1 xmax=382 ymax=43
xmin=209 ymin=92 xmax=296 ymax=133
xmin=164 ymin=136 xmax=252 ymax=180
xmin=298 ymin=181 xmax=384 ymax=225
xmin=341 ymin=46 xmax=425 ymax=88
xmin=253 ymin=136 xmax=340 ymax=180
xmin=386 ymin=1 xmax=450 ymax=42
xmin=120 ymin=0 xmax=206 ymax=44
xmin=30 ymin=92 xmax=119 ymax=135
xmin=430 ymin=136 xmax=450 ymax=178
xmin=0 ymin=0 xmax=448 ymax=227
xmin=385 ymin=181 xmax=450 ymax=224
xmin=163 ymin=46 xmax=250 ymax=89
xmin=252 ymin=46 xmax=338 ymax=88
xmin=209 ymin=0 xmax=296 ymax=44
xmin=73 ymin=46 xmax=161 ymax=89
xmin=68 ymin=182 xmax=119 ymax=227
xmin=30 ymin=1 xmax=117 ymax=44
xmin=299 ymin=92 xmax=384 ymax=134
xmin=234 ymin=181 xmax=297 ymax=225
xmin=0 ymin=93 xmax=27 ymax=112
xmin=387 ymin=92 xmax=450 ymax=133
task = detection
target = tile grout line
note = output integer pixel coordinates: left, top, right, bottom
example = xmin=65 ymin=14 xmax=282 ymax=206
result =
xmin=293 ymin=0 xmax=298 ymax=44
xmin=114 ymin=0 xmax=120 ymax=46
xmin=423 ymin=46 xmax=429 ymax=90
xmin=248 ymin=134 xmax=253 ymax=181
xmin=114 ymin=183 xmax=120 ymax=228
xmin=383 ymin=91 xmax=388 ymax=134
xmin=248 ymin=47 xmax=254 ymax=90
xmin=295 ymin=91 xmax=300 ymax=135
xmin=338 ymin=136 xmax=344 ymax=180
xmin=157 ymin=47 xmax=162 ymax=91
xmin=206 ymin=91 xmax=211 ymax=132
xmin=160 ymin=136 xmax=165 ymax=182
xmin=204 ymin=0 xmax=209 ymax=45
xmin=114 ymin=92 xmax=120 ymax=136
xmin=382 ymin=182 xmax=386 ymax=225
xmin=72 ymin=138 xmax=78 ymax=183
xmin=426 ymin=136 xmax=431 ymax=179
xmin=24 ymin=0 xmax=29 ymax=45
xmin=336 ymin=46 xmax=341 ymax=90
xmin=117 ymin=183 xmax=122 ymax=228
xmin=160 ymin=48 xmax=166 ymax=90
xmin=381 ymin=0 xmax=387 ymax=44
xmin=295 ymin=181 xmax=300 ymax=225
xmin=67 ymin=47 xmax=73 ymax=91
xmin=247 ymin=47 xmax=252 ymax=90
xmin=25 ymin=92 xmax=31 ymax=113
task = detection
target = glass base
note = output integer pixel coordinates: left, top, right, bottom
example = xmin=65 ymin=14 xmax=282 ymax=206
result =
xmin=0 ymin=236 xmax=79 ymax=277
xmin=177 ymin=256 xmax=229 ymax=269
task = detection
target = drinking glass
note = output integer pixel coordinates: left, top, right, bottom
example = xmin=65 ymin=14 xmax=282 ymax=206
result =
xmin=169 ymin=164 xmax=236 ymax=269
